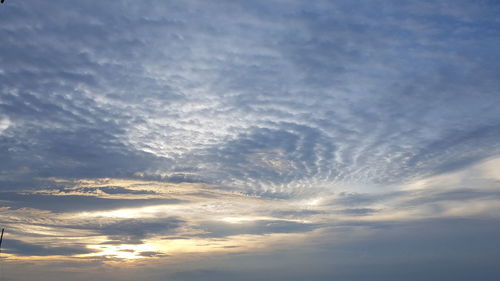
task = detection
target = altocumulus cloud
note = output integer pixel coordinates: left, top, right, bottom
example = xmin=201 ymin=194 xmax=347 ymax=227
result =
xmin=1 ymin=0 xmax=500 ymax=281
xmin=1 ymin=0 xmax=499 ymax=193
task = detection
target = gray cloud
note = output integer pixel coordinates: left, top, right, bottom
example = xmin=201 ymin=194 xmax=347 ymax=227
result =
xmin=165 ymin=218 xmax=500 ymax=281
xmin=4 ymin=239 xmax=93 ymax=257
xmin=330 ymin=187 xmax=500 ymax=210
xmin=0 ymin=191 xmax=185 ymax=212
xmin=197 ymin=220 xmax=319 ymax=238
xmin=87 ymin=217 xmax=184 ymax=243
xmin=403 ymin=188 xmax=500 ymax=206
xmin=338 ymin=208 xmax=379 ymax=216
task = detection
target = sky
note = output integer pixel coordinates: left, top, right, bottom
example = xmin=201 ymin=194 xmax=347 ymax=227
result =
xmin=0 ymin=0 xmax=500 ymax=280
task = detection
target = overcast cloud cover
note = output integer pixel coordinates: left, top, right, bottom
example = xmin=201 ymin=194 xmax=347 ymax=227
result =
xmin=0 ymin=1 xmax=500 ymax=280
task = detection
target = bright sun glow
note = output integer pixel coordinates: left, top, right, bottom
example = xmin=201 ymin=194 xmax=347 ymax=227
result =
xmin=84 ymin=243 xmax=157 ymax=259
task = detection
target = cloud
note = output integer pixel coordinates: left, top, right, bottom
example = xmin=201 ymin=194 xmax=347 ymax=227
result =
xmin=82 ymin=217 xmax=184 ymax=243
xmin=4 ymin=239 xmax=93 ymax=256
xmin=86 ymin=186 xmax=157 ymax=195
xmin=138 ymin=251 xmax=168 ymax=258
xmin=403 ymin=188 xmax=500 ymax=206
xmin=165 ymin=217 xmax=500 ymax=281
xmin=0 ymin=115 xmax=11 ymax=133
xmin=1 ymin=0 xmax=499 ymax=194
xmin=0 ymin=1 xmax=500 ymax=279
xmin=197 ymin=219 xmax=319 ymax=238
xmin=338 ymin=208 xmax=379 ymax=216
xmin=0 ymin=191 xmax=185 ymax=212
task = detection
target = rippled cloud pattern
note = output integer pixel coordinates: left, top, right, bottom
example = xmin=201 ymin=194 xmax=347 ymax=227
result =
xmin=0 ymin=1 xmax=500 ymax=281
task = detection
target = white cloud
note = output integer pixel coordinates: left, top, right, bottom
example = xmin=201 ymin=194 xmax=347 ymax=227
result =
xmin=0 ymin=115 xmax=11 ymax=133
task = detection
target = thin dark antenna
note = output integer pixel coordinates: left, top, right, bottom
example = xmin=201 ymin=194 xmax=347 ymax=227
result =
xmin=0 ymin=228 xmax=4 ymax=254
